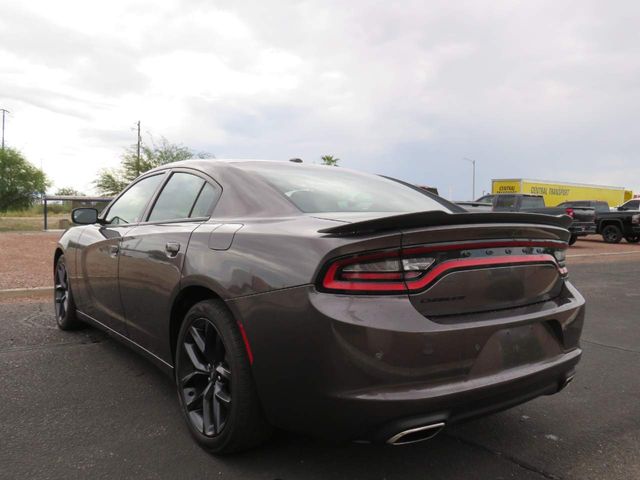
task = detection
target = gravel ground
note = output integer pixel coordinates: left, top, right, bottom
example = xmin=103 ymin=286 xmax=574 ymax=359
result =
xmin=0 ymin=232 xmax=61 ymax=290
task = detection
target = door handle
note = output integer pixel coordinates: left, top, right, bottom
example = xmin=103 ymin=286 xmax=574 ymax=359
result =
xmin=165 ymin=242 xmax=181 ymax=256
xmin=109 ymin=244 xmax=119 ymax=257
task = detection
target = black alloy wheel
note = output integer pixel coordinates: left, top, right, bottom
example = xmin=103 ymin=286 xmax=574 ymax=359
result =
xmin=175 ymin=300 xmax=271 ymax=454
xmin=178 ymin=318 xmax=232 ymax=436
xmin=602 ymin=224 xmax=623 ymax=244
xmin=54 ymin=255 xmax=82 ymax=330
xmin=54 ymin=261 xmax=69 ymax=321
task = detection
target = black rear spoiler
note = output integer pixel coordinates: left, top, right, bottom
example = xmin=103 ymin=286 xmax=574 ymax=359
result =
xmin=318 ymin=211 xmax=572 ymax=236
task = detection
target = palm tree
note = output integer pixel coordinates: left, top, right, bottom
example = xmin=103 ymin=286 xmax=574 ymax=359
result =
xmin=320 ymin=155 xmax=339 ymax=166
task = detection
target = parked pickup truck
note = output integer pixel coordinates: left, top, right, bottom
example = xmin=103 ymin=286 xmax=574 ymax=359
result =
xmin=556 ymin=200 xmax=640 ymax=243
xmin=492 ymin=194 xmax=596 ymax=245
xmin=593 ymin=211 xmax=640 ymax=243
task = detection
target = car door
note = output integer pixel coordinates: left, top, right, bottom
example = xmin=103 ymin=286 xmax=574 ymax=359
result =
xmin=118 ymin=170 xmax=222 ymax=362
xmin=74 ymin=172 xmax=167 ymax=335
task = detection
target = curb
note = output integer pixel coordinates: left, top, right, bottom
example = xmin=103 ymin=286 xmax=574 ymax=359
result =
xmin=0 ymin=286 xmax=52 ymax=300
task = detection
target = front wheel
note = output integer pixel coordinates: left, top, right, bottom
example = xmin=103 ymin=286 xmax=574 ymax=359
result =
xmin=54 ymin=255 xmax=83 ymax=330
xmin=568 ymin=235 xmax=578 ymax=246
xmin=625 ymin=235 xmax=640 ymax=243
xmin=601 ymin=225 xmax=623 ymax=244
xmin=175 ymin=299 xmax=272 ymax=454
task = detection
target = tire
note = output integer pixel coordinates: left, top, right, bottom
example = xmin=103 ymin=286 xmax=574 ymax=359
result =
xmin=568 ymin=235 xmax=578 ymax=246
xmin=175 ymin=299 xmax=272 ymax=454
xmin=625 ymin=235 xmax=640 ymax=243
xmin=54 ymin=254 xmax=83 ymax=330
xmin=601 ymin=224 xmax=623 ymax=244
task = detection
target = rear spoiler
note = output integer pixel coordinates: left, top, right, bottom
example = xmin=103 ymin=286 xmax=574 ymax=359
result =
xmin=318 ymin=211 xmax=572 ymax=236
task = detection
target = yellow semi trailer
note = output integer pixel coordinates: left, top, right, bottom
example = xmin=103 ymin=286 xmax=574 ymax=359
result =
xmin=491 ymin=179 xmax=633 ymax=207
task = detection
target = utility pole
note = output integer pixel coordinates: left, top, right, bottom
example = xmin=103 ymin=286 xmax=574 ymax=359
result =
xmin=463 ymin=157 xmax=476 ymax=200
xmin=1 ymin=108 xmax=9 ymax=150
xmin=136 ymin=120 xmax=141 ymax=176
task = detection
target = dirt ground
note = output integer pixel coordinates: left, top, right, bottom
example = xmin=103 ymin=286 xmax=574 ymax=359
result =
xmin=0 ymin=231 xmax=61 ymax=289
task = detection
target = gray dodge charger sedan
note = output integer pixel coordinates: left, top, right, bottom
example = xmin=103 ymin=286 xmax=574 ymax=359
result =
xmin=54 ymin=159 xmax=585 ymax=453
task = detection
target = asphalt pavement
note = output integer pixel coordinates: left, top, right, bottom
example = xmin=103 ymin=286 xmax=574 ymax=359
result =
xmin=1 ymin=259 xmax=638 ymax=479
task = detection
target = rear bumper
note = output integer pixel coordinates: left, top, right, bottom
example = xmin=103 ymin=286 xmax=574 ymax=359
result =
xmin=228 ymin=281 xmax=585 ymax=441
xmin=570 ymin=222 xmax=597 ymax=236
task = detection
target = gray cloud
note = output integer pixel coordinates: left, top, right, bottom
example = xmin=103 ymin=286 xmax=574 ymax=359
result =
xmin=1 ymin=0 xmax=639 ymax=196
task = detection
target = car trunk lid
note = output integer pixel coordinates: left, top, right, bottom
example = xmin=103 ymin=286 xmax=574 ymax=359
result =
xmin=318 ymin=211 xmax=569 ymax=318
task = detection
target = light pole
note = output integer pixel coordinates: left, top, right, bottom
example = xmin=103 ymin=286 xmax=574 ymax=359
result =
xmin=136 ymin=120 xmax=141 ymax=176
xmin=1 ymin=108 xmax=9 ymax=150
xmin=463 ymin=157 xmax=476 ymax=200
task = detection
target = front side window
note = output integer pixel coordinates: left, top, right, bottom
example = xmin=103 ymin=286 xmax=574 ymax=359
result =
xmin=105 ymin=174 xmax=165 ymax=225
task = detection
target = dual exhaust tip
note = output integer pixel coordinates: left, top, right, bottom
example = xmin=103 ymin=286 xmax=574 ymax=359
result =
xmin=386 ymin=422 xmax=446 ymax=446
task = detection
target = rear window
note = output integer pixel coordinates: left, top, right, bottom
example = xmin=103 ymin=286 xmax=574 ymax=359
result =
xmin=494 ymin=195 xmax=518 ymax=209
xmin=237 ymin=163 xmax=453 ymax=214
xmin=520 ymin=196 xmax=544 ymax=208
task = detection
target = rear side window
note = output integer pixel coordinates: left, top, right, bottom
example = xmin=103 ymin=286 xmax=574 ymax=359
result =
xmin=148 ymin=173 xmax=206 ymax=222
xmin=105 ymin=174 xmax=165 ymax=225
xmin=595 ymin=202 xmax=610 ymax=212
xmin=191 ymin=183 xmax=221 ymax=218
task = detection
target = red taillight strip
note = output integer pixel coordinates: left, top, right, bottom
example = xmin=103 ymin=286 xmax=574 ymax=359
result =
xmin=341 ymin=272 xmax=404 ymax=280
xmin=321 ymin=240 xmax=567 ymax=294
xmin=324 ymin=254 xmax=558 ymax=293
xmin=323 ymin=276 xmax=406 ymax=291
xmin=404 ymin=254 xmax=557 ymax=291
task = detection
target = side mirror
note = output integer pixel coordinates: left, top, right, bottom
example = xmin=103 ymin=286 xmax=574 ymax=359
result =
xmin=72 ymin=208 xmax=99 ymax=225
xmin=617 ymin=206 xmax=627 ymax=211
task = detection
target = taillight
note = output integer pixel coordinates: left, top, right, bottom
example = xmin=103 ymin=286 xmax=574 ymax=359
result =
xmin=321 ymin=250 xmax=434 ymax=292
xmin=565 ymin=208 xmax=575 ymax=218
xmin=319 ymin=241 xmax=568 ymax=294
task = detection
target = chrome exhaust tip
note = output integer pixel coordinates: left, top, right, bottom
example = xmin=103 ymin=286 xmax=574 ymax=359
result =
xmin=386 ymin=422 xmax=445 ymax=446
xmin=563 ymin=374 xmax=575 ymax=388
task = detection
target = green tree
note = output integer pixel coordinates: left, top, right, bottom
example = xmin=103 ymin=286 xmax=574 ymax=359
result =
xmin=0 ymin=147 xmax=49 ymax=212
xmin=55 ymin=187 xmax=83 ymax=196
xmin=320 ymin=154 xmax=339 ymax=166
xmin=95 ymin=136 xmax=212 ymax=196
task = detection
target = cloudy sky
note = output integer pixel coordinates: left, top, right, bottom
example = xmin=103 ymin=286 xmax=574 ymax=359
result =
xmin=1 ymin=0 xmax=639 ymax=198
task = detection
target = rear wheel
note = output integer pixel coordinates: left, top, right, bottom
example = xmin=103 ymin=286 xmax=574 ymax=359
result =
xmin=602 ymin=224 xmax=623 ymax=244
xmin=568 ymin=235 xmax=578 ymax=246
xmin=54 ymin=255 xmax=83 ymax=330
xmin=175 ymin=299 xmax=271 ymax=454
xmin=625 ymin=235 xmax=640 ymax=243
